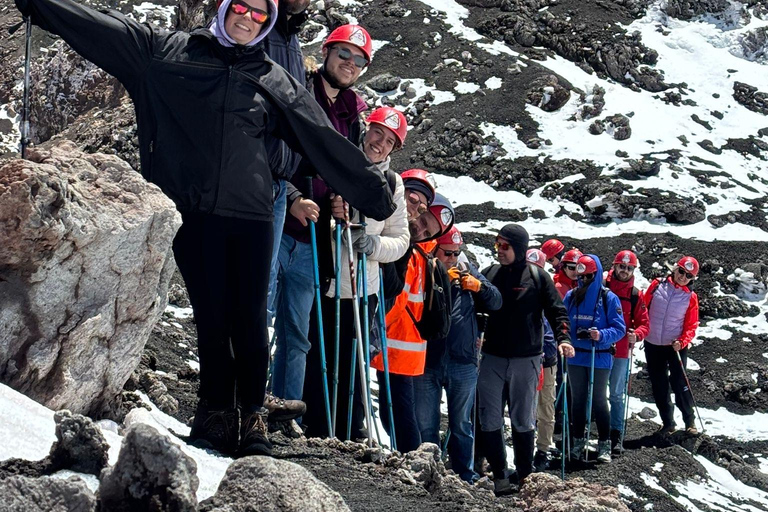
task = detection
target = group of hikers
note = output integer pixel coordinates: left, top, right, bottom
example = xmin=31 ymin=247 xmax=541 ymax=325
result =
xmin=15 ymin=0 xmax=703 ymax=497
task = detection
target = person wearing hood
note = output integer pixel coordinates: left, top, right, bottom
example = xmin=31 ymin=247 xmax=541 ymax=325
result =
xmin=272 ymin=24 xmax=374 ymax=413
xmin=553 ymin=249 xmax=583 ymax=299
xmin=372 ymin=193 xmax=455 ymax=453
xmin=643 ymin=256 xmax=700 ymax=435
xmin=414 ymin=226 xmax=502 ymax=483
xmin=605 ymin=250 xmax=650 ymax=452
xmin=477 ymin=224 xmax=574 ymax=495
xmin=301 ymin=107 xmax=409 ymax=439
xmin=14 ymin=0 xmax=397 ymax=458
xmin=563 ymin=255 xmax=626 ymax=463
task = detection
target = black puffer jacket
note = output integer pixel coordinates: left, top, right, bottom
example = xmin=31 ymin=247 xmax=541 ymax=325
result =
xmin=18 ymin=0 xmax=396 ymax=222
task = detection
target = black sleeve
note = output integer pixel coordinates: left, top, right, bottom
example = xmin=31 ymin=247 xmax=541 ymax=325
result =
xmin=18 ymin=0 xmax=154 ymax=87
xmin=382 ymin=247 xmax=412 ymax=302
xmin=259 ymin=69 xmax=396 ymax=222
xmin=539 ymin=269 xmax=571 ymax=344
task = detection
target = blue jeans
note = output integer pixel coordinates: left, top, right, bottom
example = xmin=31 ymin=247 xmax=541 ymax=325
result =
xmin=267 ymin=179 xmax=287 ymax=326
xmin=609 ymin=357 xmax=630 ymax=432
xmin=414 ymin=361 xmax=478 ymax=483
xmin=272 ymin=233 xmax=315 ymax=401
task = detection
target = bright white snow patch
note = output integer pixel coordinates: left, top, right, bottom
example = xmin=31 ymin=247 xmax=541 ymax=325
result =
xmin=485 ymin=77 xmax=503 ymax=90
xmin=166 ymin=305 xmax=193 ymax=319
xmin=132 ymin=2 xmax=176 ymax=28
xmin=0 ymin=384 xmax=56 ymax=462
xmin=455 ymin=81 xmax=480 ymax=94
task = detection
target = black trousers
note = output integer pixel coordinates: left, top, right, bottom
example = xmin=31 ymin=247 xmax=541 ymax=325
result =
xmin=377 ymin=371 xmax=422 ymax=453
xmin=172 ymin=212 xmax=272 ymax=411
xmin=303 ymin=293 xmax=377 ymax=440
xmin=645 ymin=343 xmax=695 ymax=427
xmin=570 ymin=365 xmax=611 ymax=441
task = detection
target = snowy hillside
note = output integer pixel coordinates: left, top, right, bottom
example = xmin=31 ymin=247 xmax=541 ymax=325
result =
xmin=1 ymin=0 xmax=768 ymax=509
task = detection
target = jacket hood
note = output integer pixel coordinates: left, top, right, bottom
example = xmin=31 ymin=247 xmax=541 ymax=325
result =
xmin=570 ymin=253 xmax=604 ymax=324
xmin=210 ymin=0 xmax=278 ymax=48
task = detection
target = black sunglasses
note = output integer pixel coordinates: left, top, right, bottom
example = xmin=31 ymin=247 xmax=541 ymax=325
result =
xmin=439 ymin=247 xmax=462 ymax=257
xmin=563 ymin=263 xmax=577 ymax=271
xmin=332 ymin=46 xmax=368 ymax=69
xmin=617 ymin=264 xmax=635 ymax=272
xmin=579 ymin=272 xmax=596 ymax=281
xmin=676 ymin=267 xmax=694 ymax=280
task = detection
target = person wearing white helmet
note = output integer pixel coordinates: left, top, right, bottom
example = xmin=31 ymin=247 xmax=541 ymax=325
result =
xmin=14 ymin=0 xmax=396 ymax=458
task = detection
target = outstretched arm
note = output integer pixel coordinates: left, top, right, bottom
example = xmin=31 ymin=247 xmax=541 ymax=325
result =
xmin=16 ymin=0 xmax=154 ymax=86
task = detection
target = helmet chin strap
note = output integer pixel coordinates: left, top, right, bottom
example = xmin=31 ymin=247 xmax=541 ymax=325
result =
xmin=320 ymin=59 xmax=351 ymax=92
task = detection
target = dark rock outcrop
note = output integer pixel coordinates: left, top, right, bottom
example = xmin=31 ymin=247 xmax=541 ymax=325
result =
xmin=49 ymin=410 xmax=109 ymax=476
xmin=0 ymin=475 xmax=96 ymax=512
xmin=733 ymin=81 xmax=768 ymax=115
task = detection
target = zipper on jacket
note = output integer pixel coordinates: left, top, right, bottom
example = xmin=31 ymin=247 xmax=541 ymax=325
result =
xmin=212 ymin=66 xmax=233 ymax=213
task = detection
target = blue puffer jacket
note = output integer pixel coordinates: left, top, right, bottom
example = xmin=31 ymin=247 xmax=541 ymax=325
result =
xmin=425 ymin=261 xmax=502 ymax=368
xmin=563 ymin=254 xmax=626 ymax=369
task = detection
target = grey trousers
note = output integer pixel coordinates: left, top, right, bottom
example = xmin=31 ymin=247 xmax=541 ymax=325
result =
xmin=478 ymin=353 xmax=541 ymax=433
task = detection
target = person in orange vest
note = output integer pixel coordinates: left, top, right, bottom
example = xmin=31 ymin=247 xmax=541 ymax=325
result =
xmin=373 ymin=193 xmax=455 ymax=453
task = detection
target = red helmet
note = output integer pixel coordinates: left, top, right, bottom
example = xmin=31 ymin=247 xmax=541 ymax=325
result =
xmin=526 ymin=249 xmax=547 ymax=269
xmin=436 ymin=226 xmax=463 ymax=246
xmin=576 ymin=255 xmax=598 ymax=275
xmin=562 ymin=249 xmax=583 ymax=265
xmin=613 ymin=250 xmax=638 ymax=267
xmin=367 ymin=107 xmax=407 ymax=147
xmin=677 ymin=256 xmax=699 ymax=277
xmin=401 ymin=168 xmax=436 ymax=204
xmin=541 ymin=239 xmax=565 ymax=260
xmin=323 ymin=24 xmax=372 ymax=63
xmin=428 ymin=193 xmax=454 ymax=236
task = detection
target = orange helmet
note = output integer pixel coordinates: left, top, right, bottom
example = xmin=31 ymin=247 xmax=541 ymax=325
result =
xmin=367 ymin=107 xmax=407 ymax=147
xmin=677 ymin=256 xmax=699 ymax=277
xmin=323 ymin=24 xmax=372 ymax=63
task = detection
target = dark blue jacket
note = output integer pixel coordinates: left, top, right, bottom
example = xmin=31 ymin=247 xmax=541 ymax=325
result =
xmin=263 ymin=9 xmax=307 ymax=181
xmin=542 ymin=319 xmax=557 ymax=368
xmin=426 ymin=262 xmax=502 ymax=368
xmin=563 ymin=254 xmax=626 ymax=370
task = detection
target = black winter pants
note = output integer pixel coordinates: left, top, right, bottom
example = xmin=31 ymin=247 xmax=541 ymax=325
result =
xmin=303 ymin=294 xmax=377 ymax=440
xmin=570 ymin=365 xmax=610 ymax=441
xmin=173 ymin=212 xmax=272 ymax=411
xmin=645 ymin=343 xmax=695 ymax=427
xmin=377 ymin=371 xmax=422 ymax=454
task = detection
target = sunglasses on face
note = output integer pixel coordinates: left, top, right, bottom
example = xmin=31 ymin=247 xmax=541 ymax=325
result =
xmin=579 ymin=272 xmax=596 ymax=281
xmin=676 ymin=267 xmax=694 ymax=280
xmin=406 ymin=192 xmax=428 ymax=214
xmin=563 ymin=263 xmax=577 ymax=271
xmin=439 ymin=247 xmax=462 ymax=257
xmin=617 ymin=264 xmax=635 ymax=272
xmin=229 ymin=0 xmax=270 ymax=24
xmin=494 ymin=241 xmax=512 ymax=251
xmin=332 ymin=46 xmax=368 ymax=69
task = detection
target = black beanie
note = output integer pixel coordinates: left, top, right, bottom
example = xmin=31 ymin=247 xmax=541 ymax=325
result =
xmin=403 ymin=180 xmax=435 ymax=205
xmin=498 ymin=224 xmax=529 ymax=264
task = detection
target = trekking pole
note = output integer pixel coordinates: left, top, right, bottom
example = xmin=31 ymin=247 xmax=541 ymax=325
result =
xmin=306 ymin=177 xmax=333 ymax=438
xmin=471 ymin=313 xmax=489 ymax=460
xmin=266 ymin=329 xmax=277 ymax=392
xmin=676 ymin=349 xmax=705 ymax=434
xmin=345 ymin=221 xmax=374 ymax=447
xmin=584 ymin=333 xmax=597 ymax=462
xmin=13 ymin=16 xmax=33 ymax=158
xmin=441 ymin=430 xmax=451 ymax=461
xmin=620 ymin=332 xmax=635 ymax=452
xmin=358 ymin=251 xmax=382 ymax=447
xmin=377 ymin=267 xmax=397 ymax=451
xmin=331 ymin=221 xmax=342 ymax=435
xmin=561 ymin=355 xmax=570 ymax=480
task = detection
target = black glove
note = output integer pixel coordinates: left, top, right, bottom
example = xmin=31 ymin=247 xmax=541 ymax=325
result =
xmin=351 ymin=228 xmax=375 ymax=256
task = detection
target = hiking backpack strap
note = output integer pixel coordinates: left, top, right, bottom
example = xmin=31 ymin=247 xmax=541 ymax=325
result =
xmin=384 ymin=170 xmax=398 ymax=195
xmin=629 ymin=286 xmax=639 ymax=317
xmin=482 ymin=264 xmax=501 ymax=284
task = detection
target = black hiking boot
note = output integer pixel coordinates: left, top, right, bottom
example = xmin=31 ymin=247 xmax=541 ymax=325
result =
xmin=656 ymin=423 xmax=676 ymax=435
xmin=610 ymin=429 xmax=623 ymax=455
xmin=263 ymin=393 xmax=306 ymax=423
xmin=189 ymin=400 xmax=239 ymax=455
xmin=239 ymin=407 xmax=273 ymax=457
xmin=533 ymin=450 xmax=550 ymax=472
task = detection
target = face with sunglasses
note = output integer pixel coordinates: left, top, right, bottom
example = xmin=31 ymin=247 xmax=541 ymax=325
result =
xmin=673 ymin=266 xmax=695 ymax=286
xmin=494 ymin=238 xmax=516 ymax=266
xmin=435 ymin=244 xmax=461 ymax=268
xmin=225 ymin=0 xmax=270 ymax=45
xmin=562 ymin=262 xmax=579 ymax=279
xmin=612 ymin=263 xmax=635 ymax=282
xmin=323 ymin=43 xmax=367 ymax=88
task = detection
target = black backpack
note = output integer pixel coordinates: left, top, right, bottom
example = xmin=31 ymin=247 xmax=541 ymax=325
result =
xmin=405 ymin=244 xmax=453 ymax=341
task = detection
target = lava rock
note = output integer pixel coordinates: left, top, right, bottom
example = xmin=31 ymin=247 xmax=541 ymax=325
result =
xmin=605 ymin=114 xmax=632 ymax=140
xmin=663 ymin=0 xmax=730 ymax=19
xmin=199 ymin=456 xmax=349 ymax=512
xmin=138 ymin=371 xmax=179 ymax=415
xmin=518 ymin=473 xmax=629 ymax=510
xmin=733 ymin=81 xmax=768 ymax=115
xmin=48 ymin=410 xmax=109 ymax=475
xmin=398 ymin=443 xmax=445 ymax=492
xmin=99 ymin=423 xmax=199 ymax=512
xmin=526 ymin=75 xmax=571 ymax=112
xmin=0 ymin=475 xmax=96 ymax=512
xmin=698 ymin=139 xmax=723 ymax=155
xmin=589 ymin=119 xmax=605 ymax=135
xmin=366 ymin=73 xmax=402 ymax=92
xmin=639 ymin=407 xmax=657 ymax=419
xmin=699 ymin=295 xmax=760 ymax=319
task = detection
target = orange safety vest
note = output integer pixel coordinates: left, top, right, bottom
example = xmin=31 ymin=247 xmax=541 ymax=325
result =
xmin=372 ymin=241 xmax=436 ymax=376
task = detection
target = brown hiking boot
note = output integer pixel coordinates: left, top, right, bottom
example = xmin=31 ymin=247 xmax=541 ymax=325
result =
xmin=263 ymin=393 xmax=306 ymax=423
xmin=239 ymin=407 xmax=273 ymax=457
xmin=656 ymin=423 xmax=676 ymax=435
xmin=685 ymin=421 xmax=699 ymax=435
xmin=189 ymin=401 xmax=239 ymax=455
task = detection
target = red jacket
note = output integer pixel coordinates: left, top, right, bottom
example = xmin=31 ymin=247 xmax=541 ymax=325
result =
xmin=553 ymin=271 xmax=577 ymax=300
xmin=644 ymin=276 xmax=699 ymax=349
xmin=605 ymin=270 xmax=650 ymax=359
